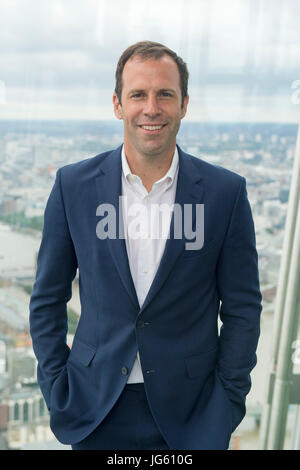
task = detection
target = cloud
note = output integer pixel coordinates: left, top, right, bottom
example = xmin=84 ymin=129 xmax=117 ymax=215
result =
xmin=1 ymin=0 xmax=300 ymax=121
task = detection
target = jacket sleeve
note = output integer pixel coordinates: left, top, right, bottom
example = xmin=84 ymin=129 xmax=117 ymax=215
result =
xmin=216 ymin=176 xmax=262 ymax=432
xmin=29 ymin=168 xmax=78 ymax=409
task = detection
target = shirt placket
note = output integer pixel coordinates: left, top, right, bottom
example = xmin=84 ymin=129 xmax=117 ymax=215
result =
xmin=135 ymin=192 xmax=154 ymax=306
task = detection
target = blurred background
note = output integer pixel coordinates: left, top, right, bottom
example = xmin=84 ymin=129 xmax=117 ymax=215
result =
xmin=0 ymin=0 xmax=299 ymax=450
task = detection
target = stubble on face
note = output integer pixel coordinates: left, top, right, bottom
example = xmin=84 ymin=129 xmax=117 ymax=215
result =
xmin=114 ymin=55 xmax=188 ymax=167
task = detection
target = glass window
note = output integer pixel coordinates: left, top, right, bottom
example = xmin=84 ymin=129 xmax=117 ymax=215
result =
xmin=13 ymin=403 xmax=19 ymax=421
xmin=23 ymin=402 xmax=28 ymax=423
xmin=39 ymin=398 xmax=45 ymax=417
xmin=0 ymin=0 xmax=299 ymax=450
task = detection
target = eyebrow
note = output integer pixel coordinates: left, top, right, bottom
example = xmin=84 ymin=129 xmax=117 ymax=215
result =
xmin=128 ymin=88 xmax=176 ymax=95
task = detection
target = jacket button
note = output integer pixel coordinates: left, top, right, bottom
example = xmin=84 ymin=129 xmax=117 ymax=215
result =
xmin=137 ymin=320 xmax=145 ymax=328
xmin=121 ymin=366 xmax=128 ymax=375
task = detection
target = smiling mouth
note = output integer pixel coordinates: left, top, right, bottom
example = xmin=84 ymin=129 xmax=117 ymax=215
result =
xmin=138 ymin=124 xmax=167 ymax=133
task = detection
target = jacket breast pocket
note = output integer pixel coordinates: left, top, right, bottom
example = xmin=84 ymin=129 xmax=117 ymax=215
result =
xmin=185 ymin=347 xmax=218 ymax=381
xmin=67 ymin=336 xmax=96 ymax=367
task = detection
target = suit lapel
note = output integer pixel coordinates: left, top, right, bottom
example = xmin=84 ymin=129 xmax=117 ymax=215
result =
xmin=95 ymin=146 xmax=139 ymax=309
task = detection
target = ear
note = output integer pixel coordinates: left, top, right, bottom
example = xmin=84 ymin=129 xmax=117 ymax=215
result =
xmin=113 ymin=92 xmax=123 ymax=120
xmin=180 ymin=94 xmax=189 ymax=119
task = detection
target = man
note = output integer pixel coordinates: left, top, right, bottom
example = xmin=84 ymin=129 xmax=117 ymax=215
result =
xmin=29 ymin=41 xmax=262 ymax=450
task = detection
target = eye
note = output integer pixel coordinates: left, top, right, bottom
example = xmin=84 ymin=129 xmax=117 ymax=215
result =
xmin=161 ymin=91 xmax=172 ymax=97
xmin=131 ymin=93 xmax=144 ymax=99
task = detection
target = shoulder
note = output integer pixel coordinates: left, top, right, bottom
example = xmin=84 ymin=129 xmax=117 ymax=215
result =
xmin=180 ymin=147 xmax=245 ymax=191
xmin=58 ymin=148 xmax=115 ymax=182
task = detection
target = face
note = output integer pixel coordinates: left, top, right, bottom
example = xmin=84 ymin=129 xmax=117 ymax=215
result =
xmin=113 ymin=54 xmax=189 ymax=160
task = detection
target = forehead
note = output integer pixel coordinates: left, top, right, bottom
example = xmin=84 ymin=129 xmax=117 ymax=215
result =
xmin=122 ymin=55 xmax=181 ymax=91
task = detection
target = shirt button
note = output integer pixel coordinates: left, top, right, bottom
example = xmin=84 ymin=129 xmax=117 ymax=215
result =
xmin=121 ymin=366 xmax=128 ymax=375
xmin=143 ymin=268 xmax=148 ymax=274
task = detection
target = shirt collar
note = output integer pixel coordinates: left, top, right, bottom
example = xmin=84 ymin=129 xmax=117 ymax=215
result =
xmin=121 ymin=144 xmax=178 ymax=188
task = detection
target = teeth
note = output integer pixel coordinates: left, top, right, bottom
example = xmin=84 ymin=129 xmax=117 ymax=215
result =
xmin=141 ymin=125 xmax=163 ymax=130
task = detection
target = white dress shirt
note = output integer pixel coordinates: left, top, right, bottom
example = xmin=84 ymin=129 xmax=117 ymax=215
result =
xmin=121 ymin=144 xmax=179 ymax=383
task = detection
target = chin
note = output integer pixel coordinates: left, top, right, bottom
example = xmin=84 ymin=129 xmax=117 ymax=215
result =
xmin=142 ymin=146 xmax=165 ymax=157
xmin=141 ymin=140 xmax=168 ymax=153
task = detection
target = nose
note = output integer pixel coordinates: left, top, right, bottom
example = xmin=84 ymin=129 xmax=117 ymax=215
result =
xmin=143 ymin=94 xmax=161 ymax=116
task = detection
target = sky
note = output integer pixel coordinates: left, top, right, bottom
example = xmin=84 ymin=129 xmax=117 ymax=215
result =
xmin=0 ymin=0 xmax=300 ymax=122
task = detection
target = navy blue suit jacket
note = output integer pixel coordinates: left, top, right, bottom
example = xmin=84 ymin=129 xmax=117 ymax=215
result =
xmin=29 ymin=144 xmax=262 ymax=450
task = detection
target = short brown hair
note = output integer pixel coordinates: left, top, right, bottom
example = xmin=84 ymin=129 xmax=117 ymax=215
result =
xmin=115 ymin=40 xmax=189 ymax=108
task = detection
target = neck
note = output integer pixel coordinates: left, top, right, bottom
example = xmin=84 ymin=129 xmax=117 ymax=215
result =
xmin=123 ymin=142 xmax=175 ymax=193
